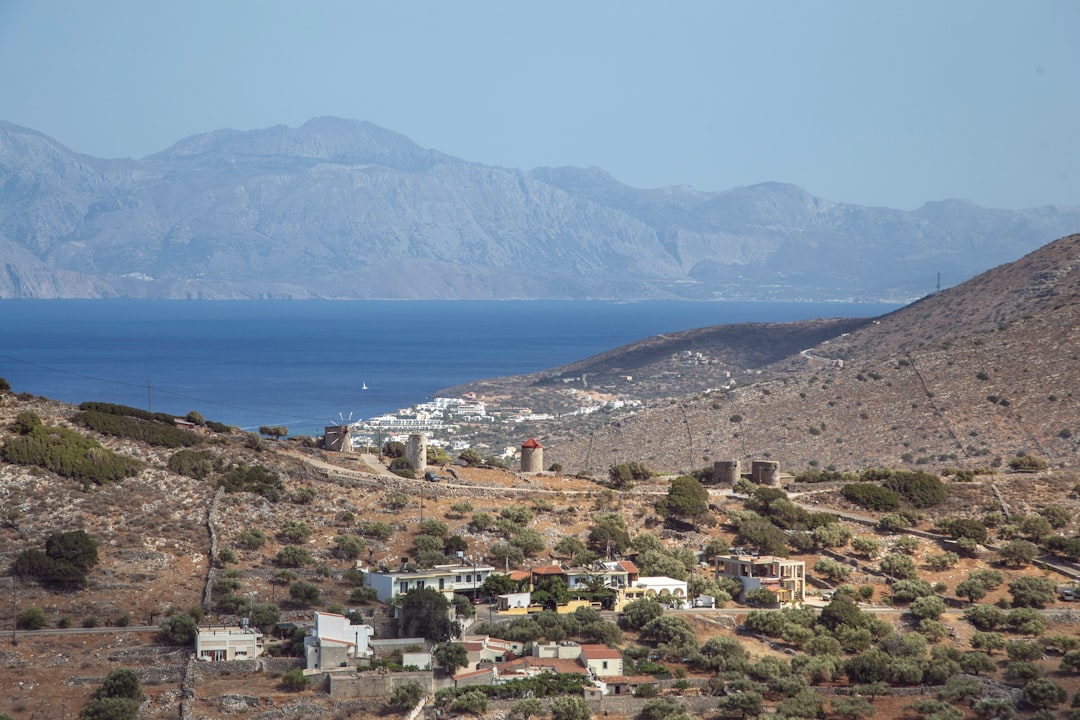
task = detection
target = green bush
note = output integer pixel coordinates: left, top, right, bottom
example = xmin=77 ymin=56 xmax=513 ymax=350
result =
xmin=75 ymin=408 xmax=201 ymax=448
xmin=280 ymin=668 xmax=310 ymax=692
xmin=17 ymin=606 xmax=46 ymax=630
xmin=842 ymin=483 xmax=899 ymax=510
xmin=218 ymin=464 xmax=284 ymax=501
xmin=276 ymin=546 xmax=313 ymax=567
xmin=166 ymin=449 xmax=217 ymax=479
xmin=2 ymin=413 xmax=142 ymax=488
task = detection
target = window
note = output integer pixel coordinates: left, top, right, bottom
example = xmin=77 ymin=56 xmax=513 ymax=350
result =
xmin=439 ymin=578 xmax=445 ymax=590
xmin=400 ymin=581 xmax=408 ymax=593
xmin=602 ymin=661 xmax=608 ymax=669
xmin=456 ymin=575 xmax=462 ymax=583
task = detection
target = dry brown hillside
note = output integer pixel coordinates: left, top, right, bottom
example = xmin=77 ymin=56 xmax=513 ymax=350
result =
xmin=465 ymin=235 xmax=1080 ymax=476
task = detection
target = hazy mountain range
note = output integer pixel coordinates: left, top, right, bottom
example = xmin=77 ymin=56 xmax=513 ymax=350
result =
xmin=1 ymin=116 xmax=1077 ymax=301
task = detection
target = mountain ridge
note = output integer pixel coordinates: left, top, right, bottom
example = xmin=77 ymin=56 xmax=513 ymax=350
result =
xmin=2 ymin=117 xmax=1078 ymax=301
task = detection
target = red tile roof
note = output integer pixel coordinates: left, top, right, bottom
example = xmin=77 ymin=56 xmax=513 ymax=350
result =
xmin=531 ymin=565 xmax=565 ymax=575
xmin=581 ymin=645 xmax=621 ymax=660
xmin=617 ymin=561 xmax=639 ymax=574
xmin=522 ymin=438 xmax=543 ymax=448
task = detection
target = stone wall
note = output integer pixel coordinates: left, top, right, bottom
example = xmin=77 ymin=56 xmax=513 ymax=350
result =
xmin=328 ymin=670 xmax=434 ymax=699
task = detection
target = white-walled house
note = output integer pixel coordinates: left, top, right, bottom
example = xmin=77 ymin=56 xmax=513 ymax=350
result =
xmin=196 ymin=625 xmax=264 ymax=661
xmin=630 ymin=576 xmax=688 ymax=605
xmin=304 ymin=611 xmax=374 ymax=671
xmin=361 ymin=562 xmax=495 ymax=603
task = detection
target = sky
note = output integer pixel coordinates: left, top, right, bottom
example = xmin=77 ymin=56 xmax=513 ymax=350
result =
xmin=0 ymin=1 xmax=1077 ymax=210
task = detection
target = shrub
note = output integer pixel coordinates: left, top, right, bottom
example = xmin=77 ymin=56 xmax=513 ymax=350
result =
xmin=1008 ymin=455 xmax=1049 ymax=473
xmin=882 ymin=470 xmax=947 ymax=508
xmin=280 ymin=668 xmax=310 ymax=692
xmin=289 ymin=581 xmax=321 ymax=605
xmin=235 ymin=528 xmax=267 ymax=550
xmin=218 ymin=464 xmax=284 ymax=501
xmin=75 ymin=407 xmax=202 ymax=448
xmin=16 ymin=606 xmax=46 ymax=630
xmin=167 ymin=448 xmax=217 ymax=479
xmin=842 ymin=483 xmax=900 ymax=510
xmin=2 ymin=413 xmax=143 ymax=488
xmin=276 ymin=546 xmax=313 ymax=567
xmin=159 ymin=613 xmax=197 ymax=645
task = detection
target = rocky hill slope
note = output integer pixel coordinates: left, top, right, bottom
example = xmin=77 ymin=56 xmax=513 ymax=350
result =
xmin=2 ymin=117 xmax=1078 ymax=301
xmin=449 ymin=235 xmax=1080 ymax=476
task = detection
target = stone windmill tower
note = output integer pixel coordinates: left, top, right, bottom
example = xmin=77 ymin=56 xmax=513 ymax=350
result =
xmin=520 ymin=438 xmax=544 ymax=473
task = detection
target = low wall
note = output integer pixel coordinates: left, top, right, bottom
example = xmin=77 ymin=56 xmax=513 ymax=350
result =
xmin=328 ymin=670 xmax=434 ymax=699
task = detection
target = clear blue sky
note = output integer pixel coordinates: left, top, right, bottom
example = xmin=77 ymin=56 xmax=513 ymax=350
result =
xmin=1 ymin=1 xmax=1077 ymax=210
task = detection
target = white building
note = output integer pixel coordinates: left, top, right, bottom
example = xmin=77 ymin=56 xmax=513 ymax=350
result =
xmin=196 ymin=625 xmax=264 ymax=662
xmin=631 ymin=576 xmax=688 ymax=606
xmin=361 ymin=562 xmax=496 ymax=603
xmin=303 ymin=611 xmax=374 ymax=671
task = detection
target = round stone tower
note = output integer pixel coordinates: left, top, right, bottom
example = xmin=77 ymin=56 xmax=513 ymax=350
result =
xmin=751 ymin=460 xmax=780 ymax=486
xmin=713 ymin=460 xmax=740 ymax=485
xmin=520 ymin=438 xmax=544 ymax=473
xmin=405 ymin=433 xmax=428 ymax=475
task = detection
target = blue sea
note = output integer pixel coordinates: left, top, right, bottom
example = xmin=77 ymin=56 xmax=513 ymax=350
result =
xmin=0 ymin=300 xmax=898 ymax=434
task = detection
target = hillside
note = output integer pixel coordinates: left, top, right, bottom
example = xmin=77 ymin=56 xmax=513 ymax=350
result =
xmin=2 ymin=118 xmax=1080 ymax=301
xmin=448 ymin=235 xmax=1080 ymax=476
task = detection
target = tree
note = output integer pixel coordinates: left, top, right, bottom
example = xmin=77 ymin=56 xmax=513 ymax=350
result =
xmin=717 ymin=691 xmax=764 ymax=719
xmin=703 ymin=536 xmax=731 ymax=560
xmin=434 ymin=641 xmax=469 ymax=675
xmin=971 ymin=632 xmax=1007 ymax=654
xmin=275 ymin=545 xmax=313 ymax=567
xmin=640 ymin=615 xmax=698 ymax=658
xmin=550 ymin=695 xmax=591 ymax=720
xmin=450 ymin=690 xmax=489 ymax=715
xmin=588 ymin=513 xmax=631 ymax=555
xmin=1022 ymin=678 xmax=1067 ymax=709
xmin=879 ymin=553 xmax=917 ymax=580
xmin=1009 ymin=576 xmax=1056 ymax=609
xmin=159 ymin=613 xmax=197 ymax=645
xmin=334 ymin=534 xmax=365 ymax=559
xmin=662 ymin=475 xmax=710 ymax=526
xmin=511 ymin=528 xmax=546 ymax=557
xmin=814 ymin=558 xmax=852 ymax=583
xmin=1063 ymin=650 xmax=1080 ymax=673
xmin=608 ymin=461 xmax=651 ymax=488
xmin=554 ymin=536 xmax=586 ymax=561
xmin=79 ymin=697 xmax=139 ymax=720
xmin=481 ymin=573 xmax=517 ymax=597
xmin=640 ymin=698 xmax=692 ymax=720
xmin=909 ymin=596 xmax=947 ymax=621
xmin=998 ymin=540 xmax=1039 ymax=566
xmin=851 ymin=537 xmax=880 ymax=558
xmin=289 ymin=581 xmax=321 ymax=605
xmin=390 ymin=680 xmax=425 ymax=711
xmin=620 ymin=598 xmax=664 ymax=631
xmin=956 ymin=578 xmax=989 ymax=603
xmin=258 ymin=425 xmax=288 ymax=439
xmin=509 ymin=698 xmax=545 ymax=720
xmin=400 ymin=587 xmax=457 ymax=642
xmin=249 ymin=603 xmax=281 ymax=632
xmin=46 ymin=530 xmax=99 ymax=571
xmin=959 ymin=651 xmax=997 ymax=676
xmin=96 ymin=669 xmax=142 ymax=701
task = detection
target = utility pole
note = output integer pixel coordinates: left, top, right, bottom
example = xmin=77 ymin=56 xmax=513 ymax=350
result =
xmin=147 ymin=380 xmax=152 ymax=413
xmin=11 ymin=575 xmax=16 ymax=645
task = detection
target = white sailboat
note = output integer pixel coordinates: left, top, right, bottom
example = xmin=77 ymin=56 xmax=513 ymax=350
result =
xmin=362 ymin=382 xmax=368 ymax=391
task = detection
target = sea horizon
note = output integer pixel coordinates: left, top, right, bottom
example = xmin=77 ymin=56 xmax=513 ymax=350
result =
xmin=0 ymin=299 xmax=900 ymax=434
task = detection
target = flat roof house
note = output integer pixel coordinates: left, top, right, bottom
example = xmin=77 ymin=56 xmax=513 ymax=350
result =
xmin=196 ymin=625 xmax=264 ymax=662
xmin=715 ymin=554 xmax=806 ymax=604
